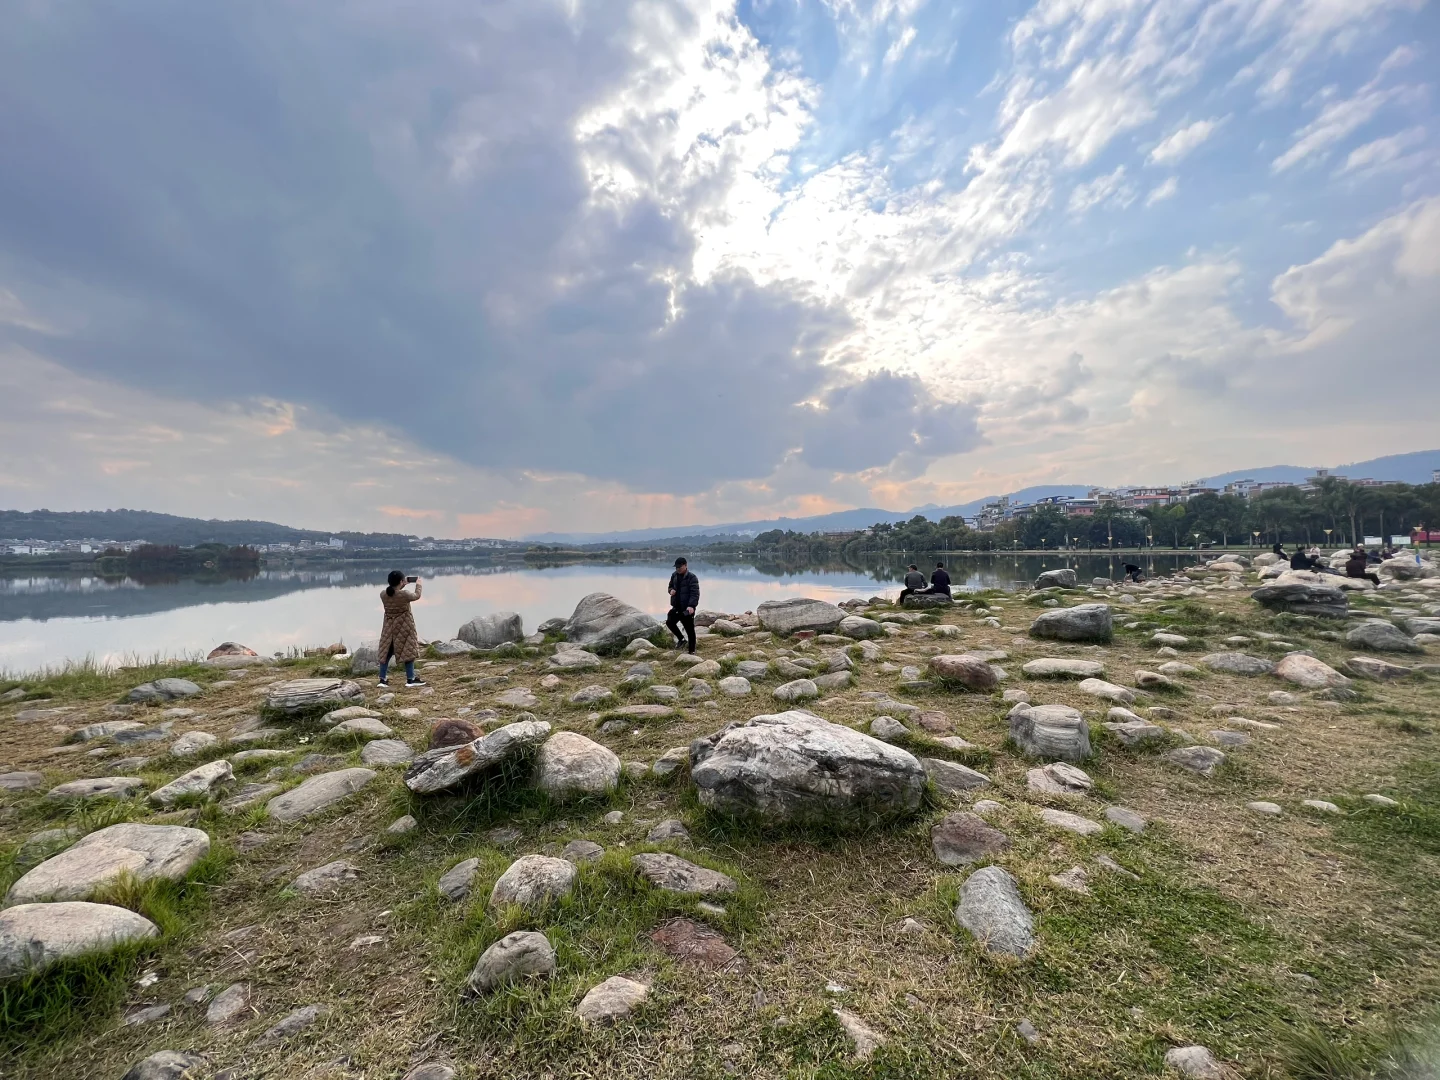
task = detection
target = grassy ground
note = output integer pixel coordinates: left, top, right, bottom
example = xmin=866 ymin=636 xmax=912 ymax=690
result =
xmin=1 ymin=576 xmax=1438 ymax=1078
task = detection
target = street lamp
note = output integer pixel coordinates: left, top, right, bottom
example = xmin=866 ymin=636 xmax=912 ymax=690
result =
xmin=1193 ymin=532 xmax=1201 ymax=550
xmin=1251 ymin=530 xmax=1260 ymax=549
xmin=1323 ymin=528 xmax=1333 ymax=550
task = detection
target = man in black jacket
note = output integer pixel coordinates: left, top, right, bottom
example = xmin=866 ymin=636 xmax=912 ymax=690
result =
xmin=666 ymin=557 xmax=700 ymax=653
xmin=928 ymin=561 xmax=952 ymax=596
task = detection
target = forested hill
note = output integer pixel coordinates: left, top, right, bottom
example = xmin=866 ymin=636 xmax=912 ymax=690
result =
xmin=0 ymin=509 xmax=412 ymax=548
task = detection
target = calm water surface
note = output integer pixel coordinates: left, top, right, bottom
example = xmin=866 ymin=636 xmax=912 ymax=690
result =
xmin=0 ymin=553 xmax=1197 ymax=671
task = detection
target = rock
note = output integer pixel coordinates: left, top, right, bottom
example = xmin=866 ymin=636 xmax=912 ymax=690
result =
xmin=710 ymin=619 xmax=746 ymax=636
xmin=1076 ymin=678 xmax=1135 ymax=704
xmin=839 ymin=615 xmax=885 ymax=640
xmin=45 ymin=776 xmax=144 ymax=801
xmin=265 ymin=679 xmax=364 ymax=713
xmin=163 ymin=730 xmax=216 ymax=757
xmin=1021 ymin=658 xmax=1105 ymax=679
xmin=563 ymin=593 xmax=662 ymax=653
xmin=1026 ymin=762 xmax=1092 ymax=795
xmin=1274 ymin=654 xmax=1350 ymax=689
xmin=929 ymin=654 xmax=1000 ymax=690
xmin=717 ymin=675 xmax=752 ymax=697
xmin=320 ymin=705 xmax=380 ymax=727
xmin=1164 ymin=1045 xmax=1222 ymax=1079
xmin=1252 ymin=582 xmax=1348 ymax=618
xmin=1302 ymin=799 xmax=1342 ymax=814
xmin=266 ymin=767 xmax=376 ymax=822
xmin=922 ymin=758 xmax=991 ymax=794
xmin=955 ymin=866 xmax=1034 ymax=958
xmin=429 ymin=718 xmax=483 ymax=749
xmin=684 ymin=659 xmax=723 ymax=678
xmin=1152 ymin=632 xmax=1189 ymax=647
xmin=0 ymin=901 xmax=160 ymax=981
xmin=120 ymin=1050 xmax=207 ymax=1080
xmin=207 ymin=981 xmax=252 ymax=1024
xmin=651 ymin=746 xmax=690 ymax=777
xmin=431 ymin=638 xmax=477 ymax=657
xmin=1104 ymin=718 xmax=1166 ymax=746
xmin=7 ymin=823 xmax=210 ymax=904
xmin=458 ymin=611 xmax=525 ymax=648
xmin=576 ymin=974 xmax=648 ymax=1023
xmin=632 ymin=852 xmax=736 ymax=895
xmin=756 ymin=598 xmax=846 ymax=636
xmin=467 ymin=931 xmax=556 ymax=993
xmin=686 ymin=678 xmax=715 ymax=699
xmin=833 ymin=1007 xmax=884 ymax=1060
xmin=647 ymin=819 xmax=690 ymax=842
xmin=690 ymin=711 xmax=925 ymax=822
xmin=490 ymin=855 xmax=577 ymax=909
xmin=1201 ymin=652 xmax=1275 ymax=676
xmin=405 ymin=720 xmax=550 ymax=794
xmin=361 ymin=739 xmax=415 ymax=766
xmin=0 ymin=771 xmax=45 ymax=792
xmin=1040 ymin=808 xmax=1103 ymax=835
xmin=220 ymin=783 xmax=282 ymax=813
xmin=558 ymin=840 xmax=602 ymax=863
xmin=623 ymin=638 xmax=657 ymax=656
xmin=535 ymin=731 xmax=621 ymax=797
xmin=1164 ymin=746 xmax=1225 ymax=776
xmin=1007 ymin=703 xmax=1090 ymax=762
xmin=1134 ymin=670 xmax=1173 ymax=690
xmin=329 ymin=717 xmax=395 ymax=739
xmin=1345 ymin=654 xmax=1414 ymax=681
xmin=772 ymin=678 xmax=819 ymax=702
xmin=1158 ymin=661 xmax=1199 ymax=677
xmin=494 ymin=687 xmax=541 ymax=709
xmin=650 ymin=918 xmax=741 ymax=971
xmin=291 ymin=860 xmax=361 ymax=894
xmin=386 ymin=814 xmax=418 ymax=835
xmin=437 ymin=858 xmax=480 ymax=902
xmin=72 ymin=719 xmax=146 ymax=742
xmin=1346 ymin=620 xmax=1423 ymax=653
xmin=734 ymin=660 xmax=770 ymax=679
xmin=403 ymin=1066 xmax=456 ymax=1080
xmin=869 ymin=715 xmax=908 ymax=741
xmin=930 ymin=812 xmax=1010 ymax=867
xmin=1035 ymin=569 xmax=1077 ymax=589
xmin=349 ymin=640 xmax=380 ymax=675
xmin=611 ymin=703 xmax=673 ymax=720
xmin=254 ymin=1003 xmax=328 ymax=1047
xmin=1029 ymin=604 xmax=1112 ymax=642
xmin=1105 ymin=806 xmax=1147 ymax=833
xmin=1049 ymin=867 xmax=1090 ymax=894
xmin=1405 ymin=617 xmax=1440 ymax=635
xmin=128 ymin=678 xmax=202 ymax=703
xmin=149 ymin=759 xmax=233 ymax=807
xmin=568 ymin=684 xmax=615 ymax=706
xmin=902 ymin=592 xmax=953 ymax=609
xmin=1365 ymin=794 xmax=1398 ymax=807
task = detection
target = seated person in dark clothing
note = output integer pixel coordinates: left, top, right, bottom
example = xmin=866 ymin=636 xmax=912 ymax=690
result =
xmin=899 ymin=564 xmax=926 ymax=603
xmin=1346 ymin=548 xmax=1381 ymax=586
xmin=927 ymin=562 xmax=952 ymax=596
xmin=1122 ymin=562 xmax=1143 ymax=582
xmin=1290 ymin=548 xmax=1321 ymax=571
xmin=1272 ymin=543 xmax=1287 ymax=560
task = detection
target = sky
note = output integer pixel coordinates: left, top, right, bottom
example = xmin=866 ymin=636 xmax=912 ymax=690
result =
xmin=1 ymin=0 xmax=1437 ymax=539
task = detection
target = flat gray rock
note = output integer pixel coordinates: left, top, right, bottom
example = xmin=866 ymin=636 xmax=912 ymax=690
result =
xmin=839 ymin=615 xmax=885 ymax=639
xmin=329 ymin=717 xmax=396 ymax=739
xmin=955 ymin=866 xmax=1034 ymax=957
xmin=254 ymin=1003 xmax=328 ymax=1047
xmin=922 ymin=757 xmax=991 ymax=794
xmin=467 ymin=930 xmax=556 ymax=993
xmin=266 ymin=767 xmax=376 ymax=822
xmin=1164 ymin=1045 xmax=1222 ymax=1079
xmin=265 ymin=678 xmax=364 ymax=712
xmin=1164 ymin=746 xmax=1226 ymax=776
xmin=631 ymin=852 xmax=736 ymax=895
xmin=1028 ymin=604 xmax=1112 ymax=642
xmin=1273 ymin=654 xmax=1350 ymax=689
xmin=930 ymin=812 xmax=1010 ymax=867
xmin=291 ymin=860 xmax=361 ymax=895
xmin=1026 ymin=762 xmax=1092 ymax=795
xmin=1039 ymin=808 xmax=1103 ymax=835
xmin=361 ymin=738 xmax=415 ymax=766
xmin=1201 ymin=652 xmax=1274 ymax=676
xmin=689 ymin=711 xmax=925 ymax=822
xmin=0 ymin=771 xmax=44 ymax=792
xmin=569 ymin=684 xmax=615 ymax=705
xmin=72 ymin=720 xmax=146 ymax=742
xmin=404 ymin=720 xmax=551 ymax=794
xmin=1346 ymin=620 xmax=1423 ymax=653
xmin=458 ymin=611 xmax=525 ymax=648
xmin=128 ymin=678 xmax=202 ymax=703
xmin=169 ymin=730 xmax=218 ymax=756
xmin=206 ymin=981 xmax=252 ymax=1024
xmin=149 ymin=759 xmax=233 ymax=807
xmin=0 ymin=901 xmax=159 ymax=980
xmin=1008 ymin=703 xmax=1090 ymax=763
xmin=717 ymin=675 xmax=752 ymax=696
xmin=1105 ymin=806 xmax=1147 ymax=832
xmin=562 ymin=839 xmax=605 ymax=862
xmin=7 ymin=822 xmax=211 ymax=903
xmin=576 ymin=974 xmax=649 ymax=1023
xmin=1022 ymin=658 xmax=1105 ymax=679
xmin=46 ymin=776 xmax=145 ymax=801
xmin=757 ymin=597 xmax=846 ymax=635
xmin=438 ymin=858 xmax=481 ymax=902
xmin=535 ymin=731 xmax=621 ymax=797
xmin=1076 ymin=678 xmax=1135 ymax=704
xmin=772 ymin=678 xmax=819 ymax=702
xmin=869 ymin=715 xmax=908 ymax=741
xmin=490 ymin=854 xmax=577 ymax=908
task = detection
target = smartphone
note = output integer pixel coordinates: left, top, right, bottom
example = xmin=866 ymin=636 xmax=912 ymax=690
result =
xmin=406 ymin=576 xmax=417 ymax=583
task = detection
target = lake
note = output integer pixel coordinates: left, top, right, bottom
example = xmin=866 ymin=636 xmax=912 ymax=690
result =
xmin=0 ymin=552 xmax=1199 ymax=671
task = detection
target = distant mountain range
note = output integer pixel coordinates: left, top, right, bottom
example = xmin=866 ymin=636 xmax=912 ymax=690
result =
xmin=5 ymin=450 xmax=1436 ymax=548
xmin=523 ymin=449 xmax=1440 ymax=544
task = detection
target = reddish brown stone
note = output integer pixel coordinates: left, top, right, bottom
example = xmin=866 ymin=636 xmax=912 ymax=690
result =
xmin=429 ymin=718 xmax=483 ymax=750
xmin=649 ymin=918 xmax=744 ymax=972
xmin=916 ymin=710 xmax=952 ymax=734
xmin=794 ymin=630 xmax=816 ymax=640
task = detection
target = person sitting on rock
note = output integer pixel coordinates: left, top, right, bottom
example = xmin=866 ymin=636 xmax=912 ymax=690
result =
xmin=899 ymin=564 xmax=925 ymax=603
xmin=927 ymin=561 xmax=952 ymax=597
xmin=1272 ymin=543 xmax=1288 ymax=560
xmin=378 ymin=570 xmax=425 ymax=688
xmin=1289 ymin=548 xmax=1320 ymax=572
xmin=666 ymin=557 xmax=700 ymax=654
xmin=1346 ymin=547 xmax=1381 ymax=586
xmin=1123 ymin=562 xmax=1144 ymax=583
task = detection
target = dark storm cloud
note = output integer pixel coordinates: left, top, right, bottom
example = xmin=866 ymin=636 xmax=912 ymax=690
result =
xmin=0 ymin=0 xmax=977 ymax=491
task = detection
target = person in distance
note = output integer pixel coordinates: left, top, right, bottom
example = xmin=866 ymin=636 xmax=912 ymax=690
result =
xmin=898 ymin=564 xmax=926 ymax=603
xmin=666 ymin=557 xmax=700 ymax=654
xmin=927 ymin=561 xmax=952 ymax=597
xmin=378 ymin=570 xmax=426 ymax=688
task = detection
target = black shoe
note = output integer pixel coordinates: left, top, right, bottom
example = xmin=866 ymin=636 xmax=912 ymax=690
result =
xmin=687 ymin=649 xmax=696 ymax=655
xmin=405 ymin=678 xmax=427 ymax=688
xmin=376 ymin=679 xmax=389 ymax=688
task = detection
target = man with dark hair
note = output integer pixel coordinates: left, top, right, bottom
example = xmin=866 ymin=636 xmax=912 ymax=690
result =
xmin=928 ymin=561 xmax=952 ymax=597
xmin=666 ymin=557 xmax=700 ymax=653
xmin=899 ymin=563 xmax=925 ymax=603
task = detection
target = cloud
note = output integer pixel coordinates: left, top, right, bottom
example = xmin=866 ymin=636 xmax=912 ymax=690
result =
xmin=1146 ymin=176 xmax=1178 ymax=205
xmin=1148 ymin=118 xmax=1223 ymax=164
xmin=1068 ymin=165 xmax=1135 ymax=215
xmin=1341 ymin=125 xmax=1428 ymax=172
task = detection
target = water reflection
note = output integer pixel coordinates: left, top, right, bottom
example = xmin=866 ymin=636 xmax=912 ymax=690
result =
xmin=0 ymin=552 xmax=1200 ymax=671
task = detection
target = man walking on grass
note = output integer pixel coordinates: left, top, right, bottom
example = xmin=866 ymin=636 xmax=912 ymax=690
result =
xmin=666 ymin=557 xmax=700 ymax=653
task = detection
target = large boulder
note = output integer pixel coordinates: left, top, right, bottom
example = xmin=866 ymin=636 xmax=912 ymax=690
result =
xmin=458 ymin=612 xmax=525 ymax=648
xmin=0 ymin=902 xmax=159 ymax=981
xmin=1007 ymin=702 xmax=1090 ymax=763
xmin=1273 ymin=654 xmax=1350 ymax=689
xmin=756 ymin=598 xmax=846 ymax=636
xmin=404 ymin=720 xmax=551 ymax=794
xmin=1034 ymin=568 xmax=1077 ymax=589
xmin=265 ymin=767 xmax=376 ymax=822
xmin=265 ymin=679 xmax=365 ymax=713
xmin=1345 ymin=621 xmax=1423 ymax=654
xmin=1251 ymin=581 xmax=1348 ymax=618
xmin=689 ymin=711 xmax=925 ymax=822
xmin=1407 ymin=617 xmax=1440 ymax=636
xmin=534 ymin=732 xmax=621 ymax=797
xmin=7 ymin=823 xmax=211 ymax=904
xmin=955 ymin=866 xmax=1034 ymax=958
xmin=838 ymin=615 xmax=885 ymax=640
xmin=901 ymin=592 xmax=953 ymax=609
xmin=1379 ymin=556 xmax=1432 ymax=581
xmin=1028 ymin=604 xmax=1112 ymax=642
xmin=563 ymin=593 xmax=662 ymax=653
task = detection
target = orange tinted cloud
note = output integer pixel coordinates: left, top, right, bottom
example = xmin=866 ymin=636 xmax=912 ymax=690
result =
xmin=457 ymin=507 xmax=548 ymax=536
xmin=379 ymin=505 xmax=445 ymax=520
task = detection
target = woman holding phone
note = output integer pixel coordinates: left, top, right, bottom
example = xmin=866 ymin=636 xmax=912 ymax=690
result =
xmin=377 ymin=570 xmax=425 ymax=688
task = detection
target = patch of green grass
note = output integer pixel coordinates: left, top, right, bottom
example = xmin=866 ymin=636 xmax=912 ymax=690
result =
xmin=1272 ymin=1016 xmax=1440 ymax=1080
xmin=399 ymin=752 xmax=629 ymax=833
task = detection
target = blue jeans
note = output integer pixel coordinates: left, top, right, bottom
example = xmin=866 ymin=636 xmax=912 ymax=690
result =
xmin=378 ymin=644 xmax=415 ymax=683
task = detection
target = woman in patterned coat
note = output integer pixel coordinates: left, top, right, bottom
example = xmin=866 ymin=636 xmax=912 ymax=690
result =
xmin=377 ymin=570 xmax=425 ymax=687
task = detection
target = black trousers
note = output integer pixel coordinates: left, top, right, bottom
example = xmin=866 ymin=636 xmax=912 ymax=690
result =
xmin=666 ymin=609 xmax=696 ymax=652
xmin=898 ymin=587 xmax=915 ymax=603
